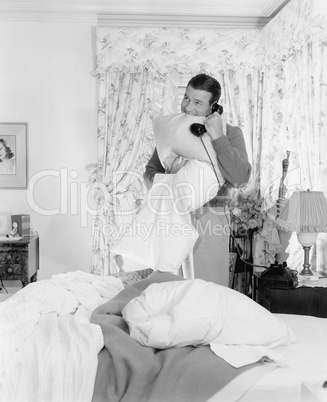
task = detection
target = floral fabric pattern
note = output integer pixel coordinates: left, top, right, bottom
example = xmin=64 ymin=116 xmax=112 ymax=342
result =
xmin=253 ymin=0 xmax=327 ymax=272
xmin=94 ymin=27 xmax=261 ymax=77
xmin=91 ymin=0 xmax=327 ymax=275
xmin=91 ymin=69 xmax=178 ymax=275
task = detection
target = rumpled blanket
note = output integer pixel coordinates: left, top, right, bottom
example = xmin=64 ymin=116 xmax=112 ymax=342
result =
xmin=91 ymin=271 xmax=277 ymax=402
xmin=0 ymin=271 xmax=124 ymax=402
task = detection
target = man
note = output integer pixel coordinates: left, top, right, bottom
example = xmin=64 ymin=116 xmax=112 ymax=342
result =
xmin=143 ymin=73 xmax=251 ymax=286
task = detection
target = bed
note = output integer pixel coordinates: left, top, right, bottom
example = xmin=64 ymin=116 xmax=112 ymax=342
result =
xmin=1 ymin=268 xmax=327 ymax=402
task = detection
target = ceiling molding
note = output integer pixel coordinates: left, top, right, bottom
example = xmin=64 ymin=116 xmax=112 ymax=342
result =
xmin=0 ymin=13 xmax=97 ymax=23
xmin=97 ymin=14 xmax=270 ymax=29
xmin=0 ymin=4 xmax=98 ymax=22
xmin=0 ymin=1 xmax=289 ymax=27
xmin=260 ymin=0 xmax=291 ymax=15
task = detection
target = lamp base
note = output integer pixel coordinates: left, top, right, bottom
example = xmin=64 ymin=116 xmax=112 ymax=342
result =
xmin=300 ymin=266 xmax=313 ymax=276
xmin=299 ymin=246 xmax=313 ymax=276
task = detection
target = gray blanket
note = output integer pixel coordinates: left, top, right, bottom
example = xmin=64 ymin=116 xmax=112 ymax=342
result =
xmin=90 ymin=271 xmax=268 ymax=402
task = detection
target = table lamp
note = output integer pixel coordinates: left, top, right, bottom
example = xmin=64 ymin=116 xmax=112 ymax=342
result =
xmin=276 ymin=190 xmax=327 ymax=275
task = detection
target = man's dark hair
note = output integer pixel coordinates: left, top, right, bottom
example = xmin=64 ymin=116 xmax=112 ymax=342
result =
xmin=187 ymin=73 xmax=221 ymax=105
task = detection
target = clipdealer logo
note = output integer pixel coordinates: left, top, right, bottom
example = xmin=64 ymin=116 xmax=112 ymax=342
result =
xmin=26 ymin=166 xmax=234 ymax=230
xmin=26 ymin=168 xmax=107 ymax=227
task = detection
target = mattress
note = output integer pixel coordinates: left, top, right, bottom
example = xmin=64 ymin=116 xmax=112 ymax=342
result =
xmin=1 ymin=270 xmax=326 ymax=402
xmin=239 ymin=314 xmax=327 ymax=402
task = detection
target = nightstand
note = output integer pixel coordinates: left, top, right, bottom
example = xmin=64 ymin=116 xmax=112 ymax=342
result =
xmin=253 ymin=272 xmax=327 ymax=318
xmin=0 ymin=235 xmax=39 ymax=287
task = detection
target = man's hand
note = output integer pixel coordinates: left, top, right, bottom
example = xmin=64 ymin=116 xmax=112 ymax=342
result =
xmin=204 ymin=111 xmax=225 ymax=140
xmin=170 ymin=156 xmax=187 ymax=173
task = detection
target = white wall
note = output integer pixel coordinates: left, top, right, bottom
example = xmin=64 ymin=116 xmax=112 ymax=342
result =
xmin=0 ymin=21 xmax=98 ymax=285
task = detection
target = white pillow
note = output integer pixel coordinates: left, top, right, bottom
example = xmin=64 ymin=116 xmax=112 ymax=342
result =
xmin=152 ymin=113 xmax=220 ymax=175
xmin=111 ymin=161 xmax=219 ymax=273
xmin=122 ymin=279 xmax=296 ymax=366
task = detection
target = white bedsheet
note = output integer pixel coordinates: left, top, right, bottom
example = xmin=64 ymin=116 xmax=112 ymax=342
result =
xmin=2 ymin=275 xmax=327 ymax=402
xmin=240 ymin=314 xmax=327 ymax=402
xmin=0 ymin=271 xmax=124 ymax=402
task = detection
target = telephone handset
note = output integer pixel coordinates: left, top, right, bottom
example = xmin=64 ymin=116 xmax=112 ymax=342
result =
xmin=211 ymin=102 xmax=223 ymax=115
xmin=190 ymin=102 xmax=223 ymax=137
xmin=189 ymin=101 xmax=224 ymax=189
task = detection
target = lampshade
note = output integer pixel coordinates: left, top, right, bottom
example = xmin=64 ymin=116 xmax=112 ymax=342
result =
xmin=277 ymin=190 xmax=327 ymax=233
xmin=276 ymin=190 xmax=327 ymax=276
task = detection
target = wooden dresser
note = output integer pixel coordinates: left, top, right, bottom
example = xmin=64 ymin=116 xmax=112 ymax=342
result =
xmin=0 ymin=235 xmax=39 ymax=288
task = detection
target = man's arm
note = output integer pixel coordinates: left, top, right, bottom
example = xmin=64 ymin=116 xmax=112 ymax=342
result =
xmin=204 ymin=112 xmax=251 ymax=188
xmin=212 ymin=125 xmax=251 ymax=188
xmin=143 ymin=148 xmax=165 ymax=189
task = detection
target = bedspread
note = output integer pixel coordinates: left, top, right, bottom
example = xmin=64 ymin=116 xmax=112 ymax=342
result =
xmin=91 ymin=271 xmax=276 ymax=402
xmin=0 ymin=271 xmax=124 ymax=402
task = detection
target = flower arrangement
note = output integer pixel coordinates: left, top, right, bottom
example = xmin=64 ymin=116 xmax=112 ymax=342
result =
xmin=229 ymin=190 xmax=263 ymax=237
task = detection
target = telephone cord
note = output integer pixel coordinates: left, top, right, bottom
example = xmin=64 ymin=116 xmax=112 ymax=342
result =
xmin=199 ymin=136 xmax=269 ymax=270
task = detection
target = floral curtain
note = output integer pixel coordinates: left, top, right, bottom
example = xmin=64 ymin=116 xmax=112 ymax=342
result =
xmin=90 ymin=68 xmax=178 ymax=275
xmin=253 ymin=0 xmax=327 ymax=273
xmin=219 ymin=69 xmax=264 ymax=191
xmin=257 ymin=0 xmax=327 ymax=204
xmin=91 ymin=0 xmax=327 ymax=275
xmin=91 ymin=27 xmax=265 ymax=275
xmin=92 ymin=26 xmax=267 ymax=188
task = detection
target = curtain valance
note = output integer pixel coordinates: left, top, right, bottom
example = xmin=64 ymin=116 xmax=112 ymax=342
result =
xmin=94 ymin=0 xmax=327 ymax=77
xmin=94 ymin=27 xmax=261 ymax=77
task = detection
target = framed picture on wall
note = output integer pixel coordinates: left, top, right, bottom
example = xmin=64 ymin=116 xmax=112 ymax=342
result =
xmin=0 ymin=123 xmax=28 ymax=189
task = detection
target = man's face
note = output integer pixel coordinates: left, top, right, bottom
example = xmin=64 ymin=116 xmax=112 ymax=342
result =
xmin=180 ymin=85 xmax=212 ymax=117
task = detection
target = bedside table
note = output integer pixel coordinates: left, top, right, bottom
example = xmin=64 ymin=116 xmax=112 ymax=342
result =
xmin=0 ymin=235 xmax=39 ymax=287
xmin=253 ymin=272 xmax=327 ymax=318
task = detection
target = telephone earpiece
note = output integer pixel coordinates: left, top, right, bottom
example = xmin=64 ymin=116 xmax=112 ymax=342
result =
xmin=211 ymin=102 xmax=223 ymax=115
xmin=190 ymin=103 xmax=223 ymax=136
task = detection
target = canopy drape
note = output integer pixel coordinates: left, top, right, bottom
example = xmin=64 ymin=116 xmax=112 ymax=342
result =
xmin=91 ymin=0 xmax=327 ymax=275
